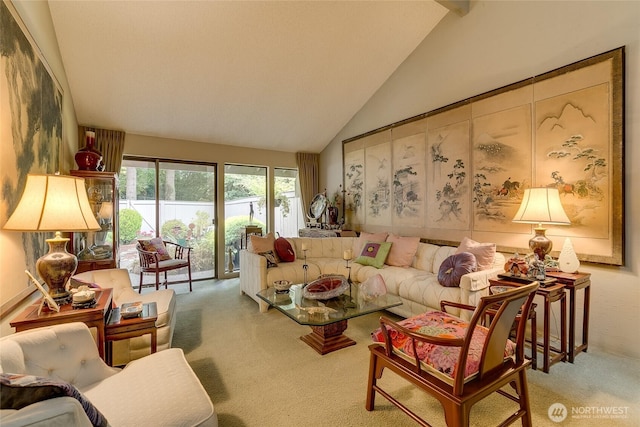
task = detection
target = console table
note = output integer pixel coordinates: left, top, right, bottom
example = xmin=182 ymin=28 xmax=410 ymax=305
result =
xmin=10 ymin=288 xmax=113 ymax=359
xmin=489 ymin=278 xmax=566 ymax=373
xmin=545 ymin=271 xmax=591 ymax=363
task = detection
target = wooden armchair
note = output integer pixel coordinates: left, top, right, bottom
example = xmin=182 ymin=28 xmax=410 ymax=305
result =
xmin=136 ymin=240 xmax=193 ymax=293
xmin=366 ymin=281 xmax=539 ymax=426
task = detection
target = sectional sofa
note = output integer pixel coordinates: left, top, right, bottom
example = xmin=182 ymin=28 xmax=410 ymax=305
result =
xmin=240 ymin=234 xmax=505 ymax=320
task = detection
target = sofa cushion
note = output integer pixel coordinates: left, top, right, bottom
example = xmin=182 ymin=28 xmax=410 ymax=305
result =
xmin=353 ymin=231 xmax=388 ymax=260
xmin=138 ymin=238 xmax=171 ymax=261
xmin=371 ymin=311 xmax=515 ymax=384
xmin=386 ymin=234 xmax=420 ymax=267
xmin=249 ymin=232 xmax=276 ymax=255
xmin=355 ymin=241 xmax=392 ymax=269
xmin=259 ymin=250 xmax=279 ymax=268
xmin=1 ymin=373 xmax=109 ymax=427
xmin=274 ymin=237 xmax=295 ymax=262
xmin=455 ymin=237 xmax=496 ymax=271
xmin=437 ymin=252 xmax=477 ymax=287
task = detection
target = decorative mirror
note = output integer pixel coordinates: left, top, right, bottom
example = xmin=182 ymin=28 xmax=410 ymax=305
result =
xmin=308 ymin=193 xmax=328 ymax=220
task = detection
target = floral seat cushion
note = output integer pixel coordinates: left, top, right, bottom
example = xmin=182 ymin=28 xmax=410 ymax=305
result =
xmin=372 ymin=311 xmax=515 ymax=384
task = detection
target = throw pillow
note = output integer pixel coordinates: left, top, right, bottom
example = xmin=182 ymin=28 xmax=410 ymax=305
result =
xmin=438 ymin=252 xmax=477 ymax=287
xmin=0 ymin=373 xmax=109 ymax=427
xmin=259 ymin=250 xmax=279 ymax=268
xmin=249 ymin=232 xmax=276 ymax=255
xmin=455 ymin=237 xmax=496 ymax=271
xmin=138 ymin=237 xmax=172 ymax=261
xmin=385 ymin=234 xmax=420 ymax=267
xmin=352 ymin=231 xmax=389 ymax=261
xmin=355 ymin=241 xmax=392 ymax=269
xmin=274 ymin=237 xmax=295 ymax=262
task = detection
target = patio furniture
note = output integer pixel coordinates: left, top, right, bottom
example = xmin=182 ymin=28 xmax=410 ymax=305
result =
xmin=136 ymin=240 xmax=193 ymax=292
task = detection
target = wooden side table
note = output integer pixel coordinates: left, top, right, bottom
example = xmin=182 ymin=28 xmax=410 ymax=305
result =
xmin=241 ymin=225 xmax=263 ymax=249
xmin=546 ymin=271 xmax=591 ymax=363
xmin=489 ymin=278 xmax=567 ymax=373
xmin=10 ymin=288 xmax=113 ymax=359
xmin=105 ymin=302 xmax=158 ymax=366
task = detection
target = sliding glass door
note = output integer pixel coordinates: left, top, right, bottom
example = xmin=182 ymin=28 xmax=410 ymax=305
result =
xmin=119 ymin=158 xmax=217 ymax=282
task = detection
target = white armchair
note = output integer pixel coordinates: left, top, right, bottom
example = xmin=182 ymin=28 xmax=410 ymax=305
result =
xmin=0 ymin=322 xmax=216 ymax=426
xmin=71 ymin=268 xmax=176 ymax=366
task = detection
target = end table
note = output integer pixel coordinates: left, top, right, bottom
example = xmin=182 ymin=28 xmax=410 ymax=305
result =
xmin=105 ymin=302 xmax=158 ymax=366
xmin=545 ymin=271 xmax=591 ymax=363
xmin=10 ymin=288 xmax=113 ymax=359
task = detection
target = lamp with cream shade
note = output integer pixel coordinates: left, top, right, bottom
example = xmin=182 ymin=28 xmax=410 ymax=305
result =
xmin=512 ymin=187 xmax=571 ymax=260
xmin=3 ymin=174 xmax=101 ymax=304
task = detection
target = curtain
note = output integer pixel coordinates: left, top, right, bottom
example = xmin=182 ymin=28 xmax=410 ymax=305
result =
xmin=296 ymin=152 xmax=319 ymax=219
xmin=78 ymin=126 xmax=126 ymax=173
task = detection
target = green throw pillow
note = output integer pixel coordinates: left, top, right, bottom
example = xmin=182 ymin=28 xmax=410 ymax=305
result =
xmin=355 ymin=241 xmax=392 ymax=269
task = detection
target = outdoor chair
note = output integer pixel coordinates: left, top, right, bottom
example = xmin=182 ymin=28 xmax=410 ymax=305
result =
xmin=366 ymin=281 xmax=539 ymax=427
xmin=136 ymin=240 xmax=193 ymax=293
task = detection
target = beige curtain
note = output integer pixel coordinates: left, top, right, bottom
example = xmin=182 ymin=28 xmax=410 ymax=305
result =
xmin=78 ymin=126 xmax=126 ymax=173
xmin=296 ymin=152 xmax=319 ymax=218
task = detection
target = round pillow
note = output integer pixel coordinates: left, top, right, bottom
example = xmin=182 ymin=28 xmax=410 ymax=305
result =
xmin=438 ymin=252 xmax=477 ymax=288
xmin=274 ymin=237 xmax=295 ymax=262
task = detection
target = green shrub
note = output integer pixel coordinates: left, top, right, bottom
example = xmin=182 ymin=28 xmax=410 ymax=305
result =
xmin=119 ymin=209 xmax=143 ymax=244
xmin=225 ymin=216 xmax=265 ymax=247
xmin=161 ymin=219 xmax=188 ymax=244
xmin=192 ymin=230 xmax=215 ymax=271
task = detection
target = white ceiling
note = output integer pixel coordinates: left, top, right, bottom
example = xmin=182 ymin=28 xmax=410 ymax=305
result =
xmin=49 ymin=1 xmax=450 ymax=153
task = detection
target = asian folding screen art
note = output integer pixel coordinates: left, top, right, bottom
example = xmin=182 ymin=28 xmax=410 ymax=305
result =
xmin=343 ymin=47 xmax=623 ymax=266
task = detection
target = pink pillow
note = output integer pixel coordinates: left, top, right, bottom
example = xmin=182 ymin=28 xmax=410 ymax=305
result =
xmin=385 ymin=234 xmax=420 ymax=267
xmin=249 ymin=232 xmax=276 ymax=255
xmin=353 ymin=231 xmax=388 ymax=260
xmin=455 ymin=237 xmax=496 ymax=271
xmin=138 ymin=237 xmax=172 ymax=261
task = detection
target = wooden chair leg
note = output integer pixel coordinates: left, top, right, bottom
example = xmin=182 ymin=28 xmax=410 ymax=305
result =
xmin=366 ymin=350 xmax=379 ymax=411
xmin=164 ymin=271 xmax=168 ymax=289
xmin=139 ymin=272 xmax=144 ymax=294
xmin=531 ymin=311 xmax=537 ymax=370
xmin=187 ymin=264 xmax=193 ymax=292
xmin=155 ymin=271 xmax=160 ymax=291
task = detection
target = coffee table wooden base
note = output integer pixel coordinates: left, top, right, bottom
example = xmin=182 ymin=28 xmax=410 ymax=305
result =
xmin=300 ymin=320 xmax=356 ymax=355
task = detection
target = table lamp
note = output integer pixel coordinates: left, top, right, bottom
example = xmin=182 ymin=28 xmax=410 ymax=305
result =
xmin=512 ymin=187 xmax=570 ymax=260
xmin=3 ymin=174 xmax=101 ymax=304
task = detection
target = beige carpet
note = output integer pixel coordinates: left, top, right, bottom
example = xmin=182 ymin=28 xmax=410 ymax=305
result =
xmin=166 ymin=279 xmax=639 ymax=426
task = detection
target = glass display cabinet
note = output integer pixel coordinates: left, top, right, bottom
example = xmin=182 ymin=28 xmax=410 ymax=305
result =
xmin=70 ymin=170 xmax=119 ymax=273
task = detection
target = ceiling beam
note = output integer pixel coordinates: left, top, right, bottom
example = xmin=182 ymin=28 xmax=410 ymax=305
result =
xmin=436 ymin=0 xmax=470 ymax=16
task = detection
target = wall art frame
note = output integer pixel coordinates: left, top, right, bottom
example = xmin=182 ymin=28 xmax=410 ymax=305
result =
xmin=343 ymin=47 xmax=624 ymax=266
xmin=1 ymin=0 xmax=64 ymax=316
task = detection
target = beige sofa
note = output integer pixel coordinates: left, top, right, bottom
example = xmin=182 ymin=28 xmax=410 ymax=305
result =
xmin=0 ymin=322 xmax=216 ymax=426
xmin=71 ymin=268 xmax=176 ymax=366
xmin=240 ymin=236 xmax=505 ymax=320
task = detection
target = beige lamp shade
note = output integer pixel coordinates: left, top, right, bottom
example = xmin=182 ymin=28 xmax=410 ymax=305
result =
xmin=512 ymin=187 xmax=571 ymax=226
xmin=512 ymin=187 xmax=570 ymax=260
xmin=3 ymin=174 xmax=100 ymax=232
xmin=97 ymin=201 xmax=114 ymax=220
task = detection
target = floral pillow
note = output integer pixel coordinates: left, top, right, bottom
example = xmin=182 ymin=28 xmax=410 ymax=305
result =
xmin=371 ymin=311 xmax=515 ymax=383
xmin=259 ymin=250 xmax=279 ymax=268
xmin=355 ymin=241 xmax=392 ymax=269
xmin=138 ymin=237 xmax=172 ymax=261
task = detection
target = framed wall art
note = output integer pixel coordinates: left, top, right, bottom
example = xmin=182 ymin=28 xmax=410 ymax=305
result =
xmin=343 ymin=47 xmax=624 ymax=266
xmin=1 ymin=0 xmax=64 ymax=316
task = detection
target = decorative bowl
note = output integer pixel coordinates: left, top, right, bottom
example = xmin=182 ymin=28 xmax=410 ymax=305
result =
xmin=273 ymin=280 xmax=292 ymax=293
xmin=303 ymin=275 xmax=349 ymax=300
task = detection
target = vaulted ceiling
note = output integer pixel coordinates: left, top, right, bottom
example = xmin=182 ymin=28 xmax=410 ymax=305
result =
xmin=49 ymin=1 xmax=454 ymax=153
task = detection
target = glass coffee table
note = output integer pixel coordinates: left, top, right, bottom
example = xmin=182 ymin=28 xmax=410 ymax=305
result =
xmin=257 ymin=283 xmax=402 ymax=355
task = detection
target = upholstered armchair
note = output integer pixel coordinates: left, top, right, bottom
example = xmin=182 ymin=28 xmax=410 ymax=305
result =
xmin=71 ymin=268 xmax=176 ymax=366
xmin=0 ymin=322 xmax=216 ymax=426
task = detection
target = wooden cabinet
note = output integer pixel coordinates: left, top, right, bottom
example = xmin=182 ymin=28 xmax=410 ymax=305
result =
xmin=70 ymin=170 xmax=119 ymax=273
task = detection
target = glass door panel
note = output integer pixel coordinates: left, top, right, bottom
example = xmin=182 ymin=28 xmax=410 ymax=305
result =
xmin=224 ymin=164 xmax=266 ymax=272
xmin=274 ymin=168 xmax=304 ymax=237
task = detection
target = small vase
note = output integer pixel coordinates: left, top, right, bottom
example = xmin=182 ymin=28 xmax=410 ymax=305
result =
xmin=327 ymin=206 xmax=338 ymax=225
xmin=75 ymin=131 xmax=103 ymax=171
